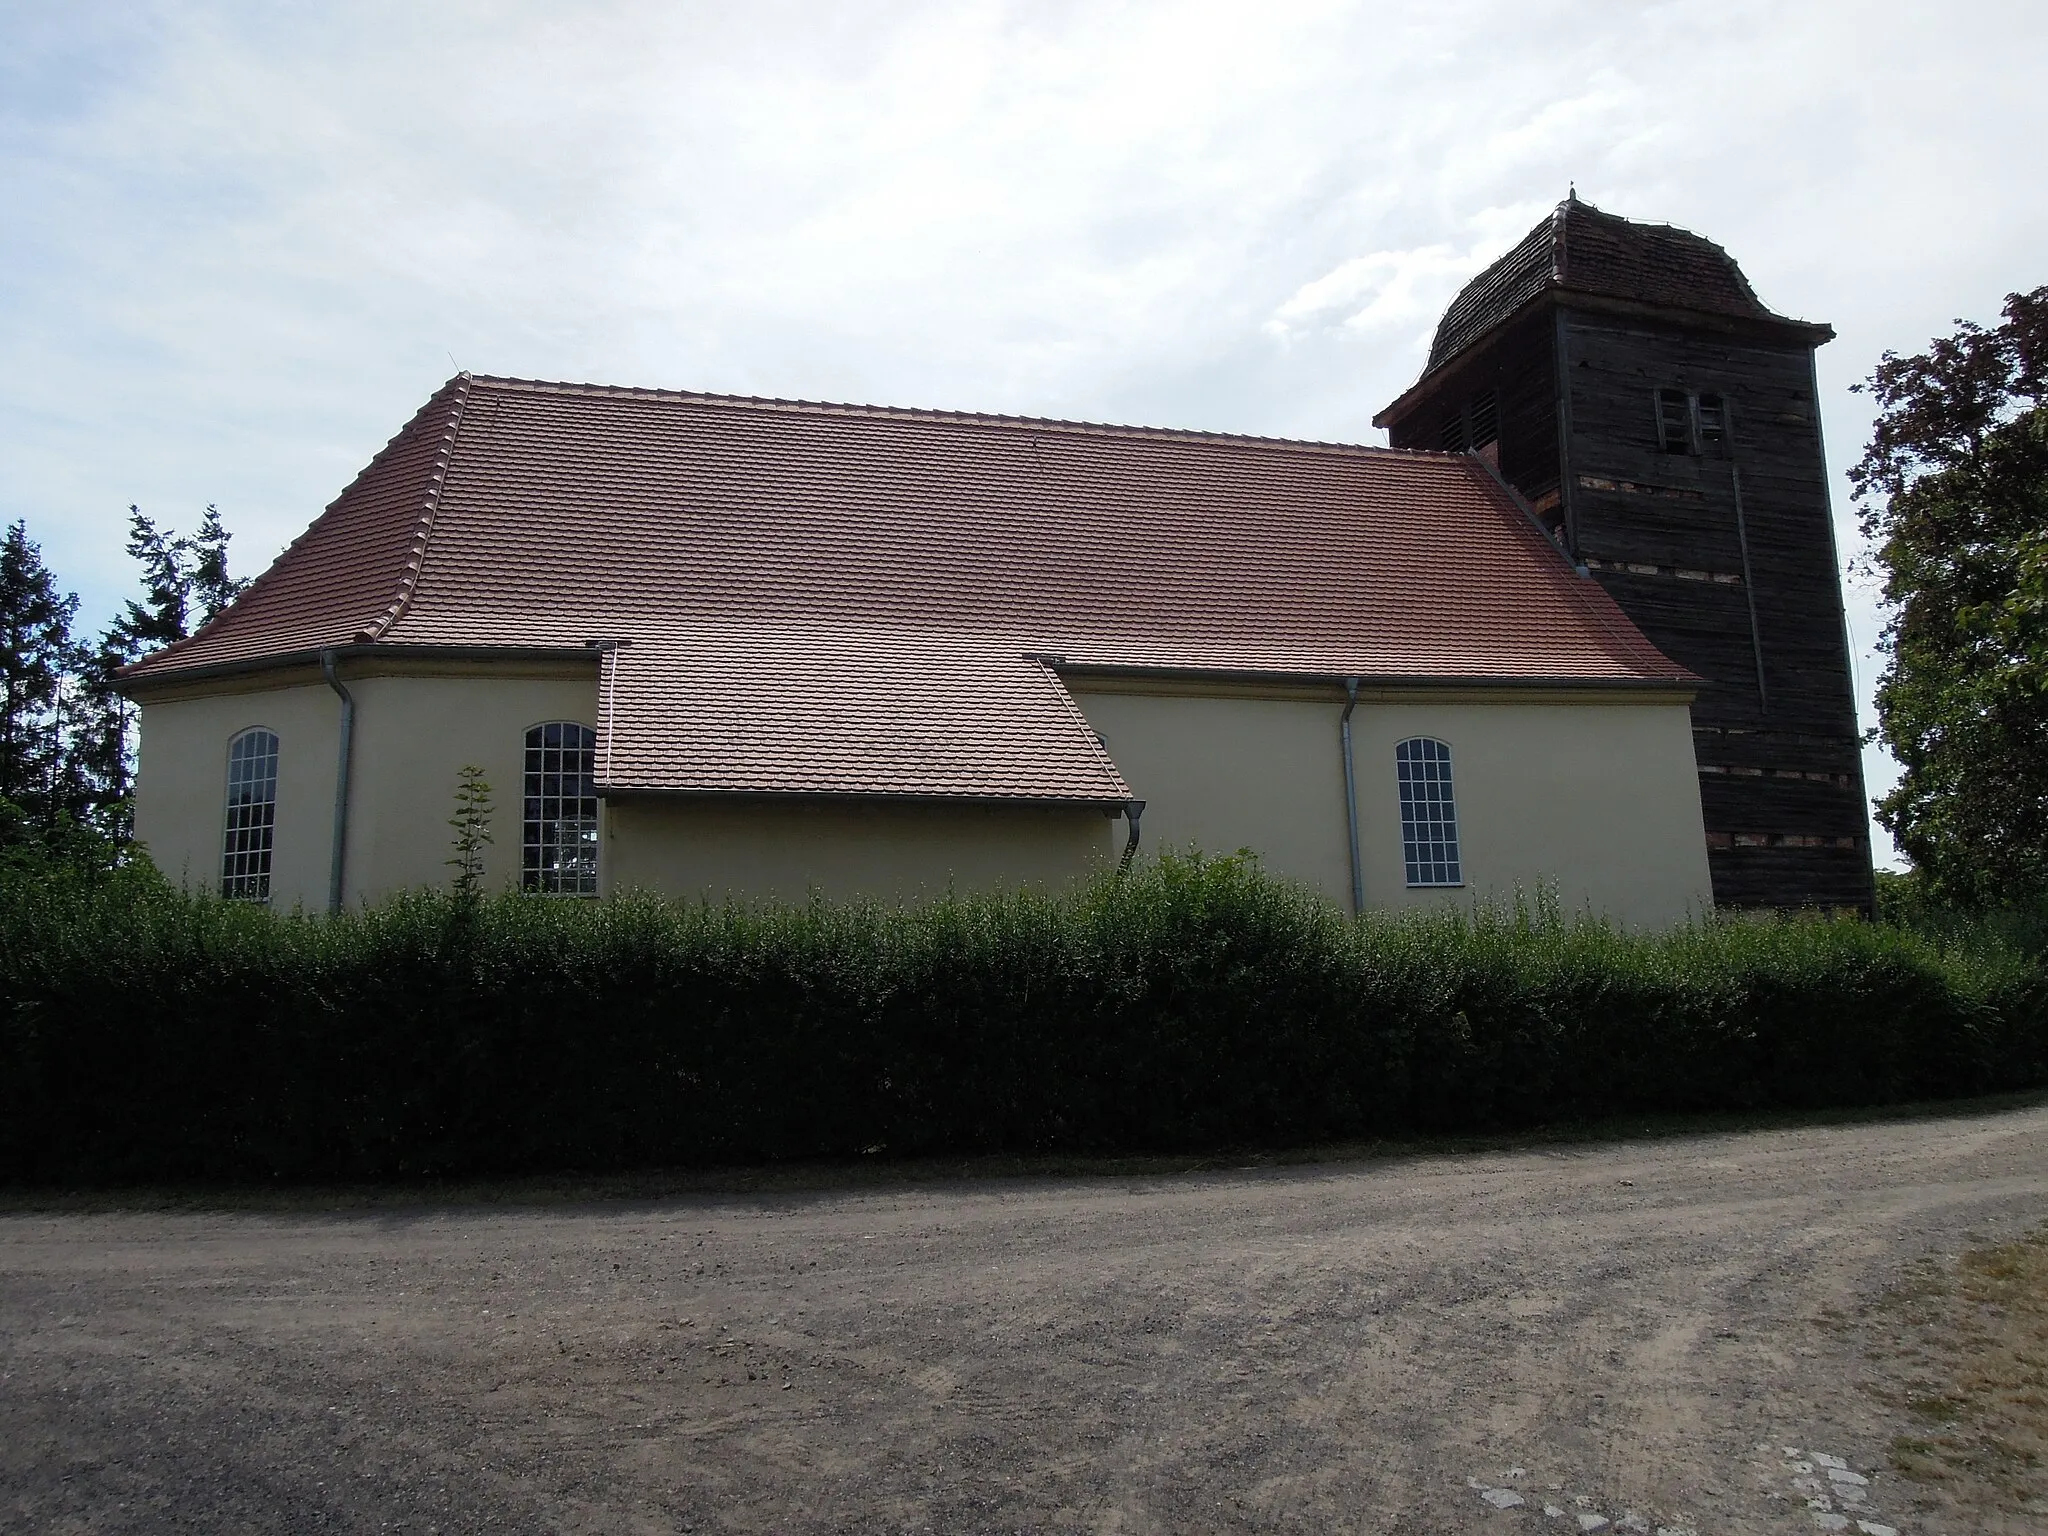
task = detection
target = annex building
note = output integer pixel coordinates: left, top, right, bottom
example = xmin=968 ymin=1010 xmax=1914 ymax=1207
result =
xmin=123 ymin=199 xmax=1869 ymax=922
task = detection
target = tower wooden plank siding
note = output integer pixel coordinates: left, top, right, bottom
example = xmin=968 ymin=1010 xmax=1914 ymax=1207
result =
xmin=1376 ymin=197 xmax=1875 ymax=911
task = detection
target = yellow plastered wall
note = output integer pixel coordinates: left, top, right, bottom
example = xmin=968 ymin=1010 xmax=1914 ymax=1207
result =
xmin=133 ymin=667 xmax=601 ymax=909
xmin=132 ymin=681 xmax=341 ymax=909
xmin=1073 ymin=685 xmax=1713 ymax=927
xmin=134 ymin=664 xmax=1708 ymax=924
xmin=341 ymin=672 xmax=601 ymax=900
xmin=1072 ymin=686 xmax=1351 ymax=896
xmin=602 ymin=797 xmax=1115 ymax=903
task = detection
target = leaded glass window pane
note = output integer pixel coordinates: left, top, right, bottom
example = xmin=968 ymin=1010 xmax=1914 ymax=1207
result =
xmin=221 ymin=728 xmax=279 ymax=901
xmin=523 ymin=722 xmax=599 ymax=896
xmin=1395 ymin=736 xmax=1463 ymax=888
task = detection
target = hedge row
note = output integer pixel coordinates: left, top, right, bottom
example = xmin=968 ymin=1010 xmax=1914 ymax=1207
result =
xmin=3 ymin=855 xmax=2045 ymax=1183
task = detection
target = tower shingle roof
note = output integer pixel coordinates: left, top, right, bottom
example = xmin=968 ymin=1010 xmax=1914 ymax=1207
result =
xmin=1422 ymin=196 xmax=1824 ymax=378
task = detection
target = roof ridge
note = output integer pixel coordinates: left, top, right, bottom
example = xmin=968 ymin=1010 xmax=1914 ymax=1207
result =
xmin=359 ymin=373 xmax=473 ymax=642
xmin=466 ymin=373 xmax=1436 ymax=461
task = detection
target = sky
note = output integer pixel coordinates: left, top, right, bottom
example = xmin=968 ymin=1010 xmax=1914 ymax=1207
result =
xmin=4 ymin=1 xmax=2045 ymax=867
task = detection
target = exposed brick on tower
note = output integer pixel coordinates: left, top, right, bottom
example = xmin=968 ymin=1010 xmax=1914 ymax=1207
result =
xmin=1376 ymin=196 xmax=1876 ymax=911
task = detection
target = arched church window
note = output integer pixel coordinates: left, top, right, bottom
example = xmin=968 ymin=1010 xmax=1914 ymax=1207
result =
xmin=221 ymin=727 xmax=279 ymax=901
xmin=523 ymin=722 xmax=599 ymax=896
xmin=1395 ymin=737 xmax=1463 ymax=887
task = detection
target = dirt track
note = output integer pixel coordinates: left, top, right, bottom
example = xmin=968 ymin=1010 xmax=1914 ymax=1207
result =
xmin=6 ymin=1106 xmax=2048 ymax=1534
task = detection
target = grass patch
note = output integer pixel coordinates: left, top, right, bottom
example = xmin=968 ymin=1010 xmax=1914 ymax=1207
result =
xmin=1889 ymin=1436 xmax=1950 ymax=1482
xmin=1875 ymin=1226 xmax=2048 ymax=1511
xmin=1907 ymin=1394 xmax=1968 ymax=1421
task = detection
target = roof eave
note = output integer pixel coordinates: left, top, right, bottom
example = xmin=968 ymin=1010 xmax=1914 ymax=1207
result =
xmin=116 ymin=641 xmax=603 ymax=696
xmin=595 ymin=785 xmax=1134 ymax=812
xmin=1373 ymin=289 xmax=1835 ymax=429
xmin=1046 ymin=660 xmax=1699 ymax=692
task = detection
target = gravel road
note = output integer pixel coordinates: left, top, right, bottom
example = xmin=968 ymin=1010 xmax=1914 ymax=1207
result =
xmin=6 ymin=1104 xmax=2047 ymax=1534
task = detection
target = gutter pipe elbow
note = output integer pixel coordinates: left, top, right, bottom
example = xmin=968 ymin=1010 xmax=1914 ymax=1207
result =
xmin=1117 ymin=799 xmax=1146 ymax=876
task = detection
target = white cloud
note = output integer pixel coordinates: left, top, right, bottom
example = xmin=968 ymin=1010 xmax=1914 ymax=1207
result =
xmin=1268 ymin=244 xmax=1468 ymax=336
xmin=4 ymin=0 xmax=2047 ymax=866
xmin=1266 ymin=200 xmax=1549 ymax=347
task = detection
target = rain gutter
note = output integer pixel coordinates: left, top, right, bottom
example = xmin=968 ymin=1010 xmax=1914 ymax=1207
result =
xmin=115 ymin=642 xmax=600 ymax=695
xmin=1049 ymin=663 xmax=1694 ymax=694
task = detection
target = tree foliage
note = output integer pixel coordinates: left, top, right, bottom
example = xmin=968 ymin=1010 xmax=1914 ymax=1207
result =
xmin=0 ymin=521 xmax=85 ymax=831
xmin=1854 ymin=287 xmax=2048 ymax=906
xmin=67 ymin=506 xmax=250 ymax=836
xmin=0 ymin=505 xmax=247 ymax=856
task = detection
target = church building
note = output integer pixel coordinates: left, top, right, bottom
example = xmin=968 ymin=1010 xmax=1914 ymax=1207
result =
xmin=1376 ymin=195 xmax=1872 ymax=911
xmin=121 ymin=199 xmax=1868 ymax=922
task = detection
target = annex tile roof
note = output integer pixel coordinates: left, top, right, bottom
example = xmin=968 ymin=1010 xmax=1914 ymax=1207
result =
xmin=1421 ymin=195 xmax=1824 ymax=378
xmin=126 ymin=374 xmax=1693 ymax=800
xmin=600 ymin=625 xmax=1127 ymax=800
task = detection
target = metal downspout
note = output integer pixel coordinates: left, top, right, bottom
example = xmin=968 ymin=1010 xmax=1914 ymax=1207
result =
xmin=320 ymin=649 xmax=355 ymax=914
xmin=1341 ymin=678 xmax=1364 ymax=915
xmin=1117 ymin=800 xmax=1146 ymax=876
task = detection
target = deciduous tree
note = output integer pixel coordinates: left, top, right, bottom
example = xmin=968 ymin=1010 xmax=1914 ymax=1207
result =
xmin=1854 ymin=286 xmax=2048 ymax=905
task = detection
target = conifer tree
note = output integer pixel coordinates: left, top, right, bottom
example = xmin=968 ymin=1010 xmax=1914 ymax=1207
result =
xmin=0 ymin=520 xmax=84 ymax=829
xmin=187 ymin=503 xmax=248 ymax=626
xmin=112 ymin=506 xmax=193 ymax=654
xmin=71 ymin=505 xmax=252 ymax=839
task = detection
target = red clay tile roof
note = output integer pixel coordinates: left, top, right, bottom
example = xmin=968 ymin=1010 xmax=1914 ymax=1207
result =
xmin=1421 ymin=196 xmax=1824 ymax=377
xmin=125 ymin=375 xmax=1692 ymax=800
xmin=132 ymin=376 xmax=470 ymax=666
xmin=600 ymin=626 xmax=1128 ymax=800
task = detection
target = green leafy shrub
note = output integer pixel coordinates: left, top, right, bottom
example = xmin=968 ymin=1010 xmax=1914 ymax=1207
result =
xmin=2 ymin=854 xmax=2044 ymax=1184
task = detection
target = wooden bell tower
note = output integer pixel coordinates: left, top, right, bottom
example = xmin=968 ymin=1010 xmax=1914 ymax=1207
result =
xmin=1376 ymin=196 xmax=1875 ymax=911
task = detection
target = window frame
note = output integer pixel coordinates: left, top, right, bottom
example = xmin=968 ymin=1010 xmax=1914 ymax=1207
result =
xmin=1466 ymin=390 xmax=1499 ymax=451
xmin=1695 ymin=391 xmax=1728 ymax=451
xmin=522 ymin=721 xmax=600 ymax=897
xmin=1653 ymin=387 xmax=1731 ymax=456
xmin=1655 ymin=387 xmax=1695 ymax=454
xmin=1394 ymin=736 xmax=1464 ymax=889
xmin=220 ymin=726 xmax=280 ymax=903
xmin=1439 ymin=389 xmax=1499 ymax=454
